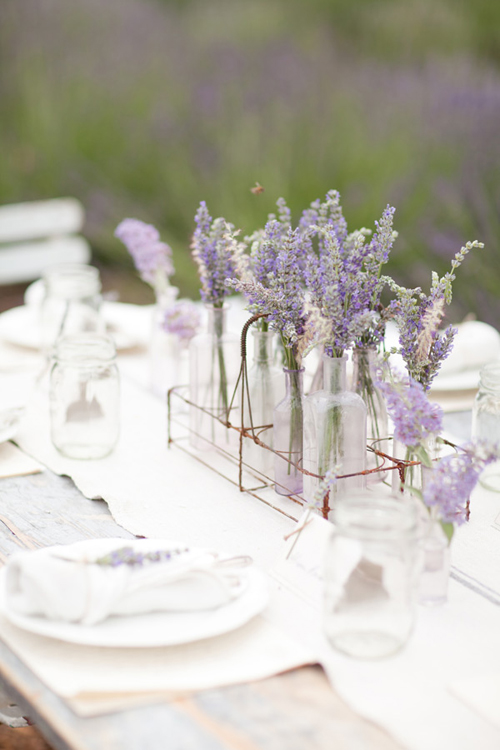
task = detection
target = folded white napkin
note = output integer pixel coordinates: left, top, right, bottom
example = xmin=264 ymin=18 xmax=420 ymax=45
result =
xmin=5 ymin=539 xmax=251 ymax=626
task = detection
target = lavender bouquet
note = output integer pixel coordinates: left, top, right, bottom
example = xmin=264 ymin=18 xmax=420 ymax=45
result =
xmin=385 ymin=240 xmax=484 ymax=391
xmin=228 ymin=217 xmax=318 ymax=494
xmin=189 ymin=202 xmax=244 ymax=443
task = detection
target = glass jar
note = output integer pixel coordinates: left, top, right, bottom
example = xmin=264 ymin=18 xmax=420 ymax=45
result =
xmin=472 ymin=362 xmax=500 ymax=441
xmin=472 ymin=363 xmax=500 ymax=491
xmin=303 ymin=354 xmax=366 ymax=507
xmin=351 ymin=347 xmax=388 ymax=482
xmin=188 ymin=304 xmax=240 ymax=451
xmin=244 ymin=329 xmax=284 ymax=479
xmin=324 ymin=494 xmax=418 ymax=659
xmin=274 ymin=368 xmax=304 ymax=496
xmin=50 ymin=335 xmax=120 ymax=459
xmin=41 ymin=264 xmax=104 ymax=355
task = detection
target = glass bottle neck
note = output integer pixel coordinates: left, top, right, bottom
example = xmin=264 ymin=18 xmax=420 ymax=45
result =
xmin=206 ymin=304 xmax=228 ymax=336
xmin=251 ymin=330 xmax=274 ymax=364
xmin=352 ymin=346 xmax=377 ymax=389
xmin=155 ymin=286 xmax=179 ymax=309
xmin=283 ymin=368 xmax=304 ymax=397
xmin=322 ymin=354 xmax=347 ymax=393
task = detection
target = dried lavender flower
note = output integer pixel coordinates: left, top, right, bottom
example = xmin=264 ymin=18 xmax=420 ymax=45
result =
xmin=377 ymin=373 xmax=443 ymax=448
xmin=162 ymin=299 xmax=201 ymax=341
xmin=191 ymin=201 xmax=246 ymax=306
xmin=423 ymin=441 xmax=498 ymax=528
xmin=95 ymin=546 xmax=189 ymax=568
xmin=115 ymin=218 xmax=174 ymax=291
xmin=384 ymin=240 xmax=484 ymax=390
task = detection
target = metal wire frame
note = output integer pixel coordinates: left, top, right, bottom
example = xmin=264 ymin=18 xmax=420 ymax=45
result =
xmin=167 ymin=315 xmax=448 ymax=519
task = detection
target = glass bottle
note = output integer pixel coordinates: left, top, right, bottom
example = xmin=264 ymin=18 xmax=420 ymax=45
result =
xmin=303 ymin=354 xmax=367 ymax=507
xmin=391 ymin=436 xmax=439 ymax=496
xmin=274 ymin=368 xmax=304 ymax=496
xmin=417 ymin=510 xmax=450 ymax=607
xmin=324 ymin=493 xmax=418 ymax=659
xmin=41 ymin=264 xmax=104 ymax=356
xmin=351 ymin=347 xmax=388 ymax=483
xmin=188 ymin=304 xmax=240 ymax=451
xmin=49 ymin=335 xmax=120 ymax=459
xmin=243 ymin=329 xmax=284 ymax=479
xmin=149 ymin=286 xmax=179 ymax=397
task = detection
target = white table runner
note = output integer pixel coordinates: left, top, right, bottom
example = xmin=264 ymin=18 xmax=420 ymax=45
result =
xmin=6 ymin=307 xmax=500 ymax=750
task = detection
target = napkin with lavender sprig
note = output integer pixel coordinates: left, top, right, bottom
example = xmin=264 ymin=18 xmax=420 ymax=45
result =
xmin=5 ymin=538 xmax=252 ymax=626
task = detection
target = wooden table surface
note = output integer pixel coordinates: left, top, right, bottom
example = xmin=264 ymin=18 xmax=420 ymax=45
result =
xmin=0 ymin=469 xmax=402 ymax=750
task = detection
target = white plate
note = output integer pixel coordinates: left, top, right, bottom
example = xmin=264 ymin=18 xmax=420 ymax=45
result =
xmin=431 ymin=370 xmax=481 ymax=392
xmin=0 ymin=566 xmax=268 ymax=647
xmin=0 ymin=302 xmax=150 ymax=352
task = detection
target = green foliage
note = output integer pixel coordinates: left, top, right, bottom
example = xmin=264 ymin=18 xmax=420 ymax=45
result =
xmin=0 ymin=0 xmax=498 ymax=314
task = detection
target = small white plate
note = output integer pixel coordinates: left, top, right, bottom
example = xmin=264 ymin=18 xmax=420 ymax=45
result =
xmin=431 ymin=370 xmax=481 ymax=393
xmin=0 ymin=566 xmax=268 ymax=647
xmin=0 ymin=302 xmax=150 ymax=352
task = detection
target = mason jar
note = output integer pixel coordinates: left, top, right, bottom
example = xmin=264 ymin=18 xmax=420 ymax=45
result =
xmin=50 ymin=335 xmax=120 ymax=459
xmin=324 ymin=494 xmax=418 ymax=659
xmin=471 ymin=362 xmax=500 ymax=490
xmin=41 ymin=264 xmax=105 ymax=355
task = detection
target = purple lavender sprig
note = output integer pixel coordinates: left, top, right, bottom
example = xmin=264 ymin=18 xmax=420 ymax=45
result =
xmin=191 ymin=201 xmax=246 ymax=306
xmin=304 ymin=223 xmax=372 ymax=357
xmin=423 ymin=441 xmax=498 ymax=538
xmin=95 ymin=546 xmax=189 ymax=568
xmin=355 ymin=204 xmax=397 ymax=347
xmin=377 ymin=373 xmax=443 ymax=449
xmin=115 ymin=218 xmax=174 ymax=292
xmin=228 ymin=225 xmax=308 ymax=369
xmin=243 ymin=197 xmax=307 ymax=333
xmin=162 ymin=300 xmax=201 ymax=342
xmin=384 ymin=240 xmax=484 ymax=390
xmin=304 ymin=197 xmax=397 ymax=355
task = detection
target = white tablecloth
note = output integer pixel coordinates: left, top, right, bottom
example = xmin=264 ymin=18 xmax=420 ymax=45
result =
xmin=5 ymin=303 xmax=500 ymax=749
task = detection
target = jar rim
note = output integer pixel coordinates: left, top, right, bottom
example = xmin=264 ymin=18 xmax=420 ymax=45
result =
xmin=331 ymin=494 xmax=418 ymax=537
xmin=53 ymin=334 xmax=116 ymax=363
xmin=43 ymin=264 xmax=101 ymax=298
xmin=479 ymin=362 xmax=500 ymax=390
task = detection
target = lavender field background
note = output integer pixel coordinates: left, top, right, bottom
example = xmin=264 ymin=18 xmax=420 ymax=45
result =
xmin=1 ymin=0 xmax=499 ymax=322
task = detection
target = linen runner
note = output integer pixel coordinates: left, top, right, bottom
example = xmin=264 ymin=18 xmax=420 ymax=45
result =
xmin=9 ymin=345 xmax=500 ymax=749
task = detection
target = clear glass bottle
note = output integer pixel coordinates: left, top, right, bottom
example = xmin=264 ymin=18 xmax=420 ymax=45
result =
xmin=41 ymin=264 xmax=104 ymax=355
xmin=417 ymin=512 xmax=450 ymax=607
xmin=244 ymin=329 xmax=284 ymax=479
xmin=274 ymin=368 xmax=304 ymax=496
xmin=324 ymin=493 xmax=418 ymax=659
xmin=351 ymin=347 xmax=388 ymax=483
xmin=188 ymin=304 xmax=240 ymax=451
xmin=149 ymin=286 xmax=179 ymax=397
xmin=50 ymin=335 xmax=120 ymax=459
xmin=303 ymin=354 xmax=367 ymax=506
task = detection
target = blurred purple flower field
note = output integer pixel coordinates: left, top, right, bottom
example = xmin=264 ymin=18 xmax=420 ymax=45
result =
xmin=0 ymin=0 xmax=499 ymax=324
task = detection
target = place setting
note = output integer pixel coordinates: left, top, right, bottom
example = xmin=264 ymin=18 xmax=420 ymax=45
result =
xmin=0 ymin=536 xmax=315 ymax=717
